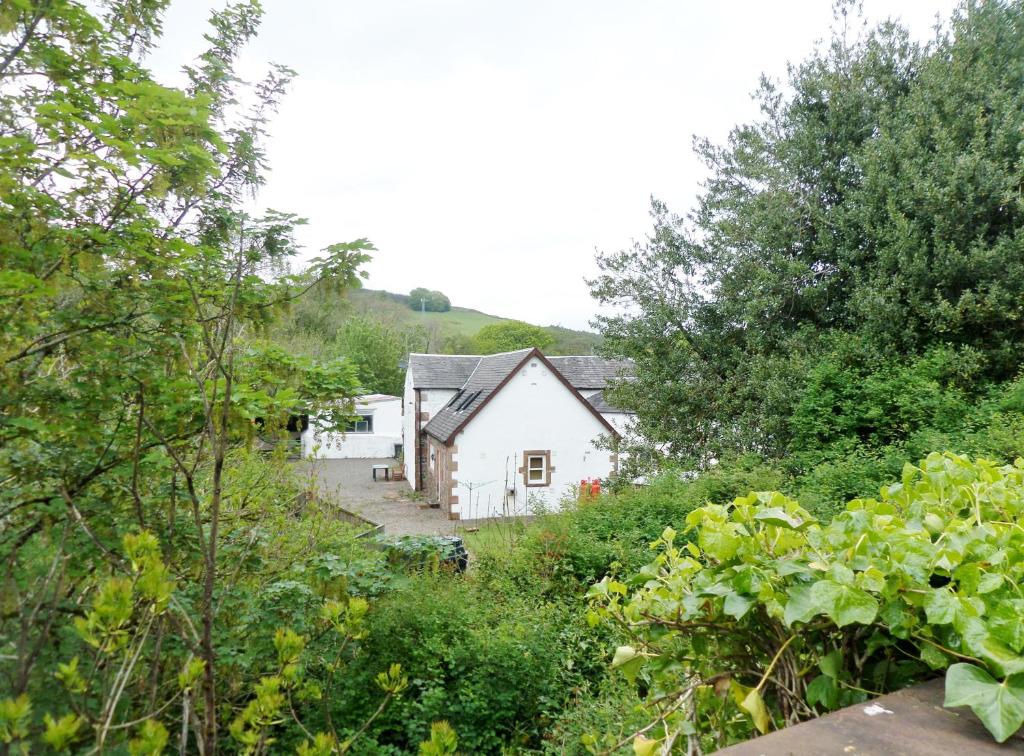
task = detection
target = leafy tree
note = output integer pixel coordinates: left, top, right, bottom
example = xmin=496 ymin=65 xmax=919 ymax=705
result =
xmin=440 ymin=331 xmax=479 ymax=355
xmin=474 ymin=320 xmax=555 ymax=354
xmin=544 ymin=324 xmax=602 ymax=356
xmin=590 ymin=1 xmax=1024 ymax=470
xmin=0 ymin=1 xmax=395 ymax=751
xmin=408 ymin=287 xmax=451 ymax=312
xmin=336 ymin=316 xmax=419 ymax=396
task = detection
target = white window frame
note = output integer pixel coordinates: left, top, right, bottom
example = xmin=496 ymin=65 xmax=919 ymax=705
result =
xmin=346 ymin=414 xmax=374 ymax=434
xmin=523 ymin=450 xmax=552 ymax=487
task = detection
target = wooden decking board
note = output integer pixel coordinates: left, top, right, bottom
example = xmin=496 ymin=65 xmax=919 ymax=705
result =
xmin=714 ymin=679 xmax=1024 ymax=755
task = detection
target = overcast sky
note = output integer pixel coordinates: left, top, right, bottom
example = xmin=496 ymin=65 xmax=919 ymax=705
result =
xmin=149 ymin=1 xmax=956 ymax=330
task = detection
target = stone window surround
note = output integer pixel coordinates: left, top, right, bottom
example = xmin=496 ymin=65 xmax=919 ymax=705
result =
xmin=521 ymin=449 xmax=553 ymax=487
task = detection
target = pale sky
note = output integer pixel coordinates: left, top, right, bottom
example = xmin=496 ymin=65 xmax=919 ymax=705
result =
xmin=149 ymin=1 xmax=956 ymax=330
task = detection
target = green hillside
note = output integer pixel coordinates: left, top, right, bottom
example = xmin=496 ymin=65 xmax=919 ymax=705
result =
xmin=349 ymin=289 xmax=506 ymax=336
xmin=348 ymin=288 xmax=602 ymax=354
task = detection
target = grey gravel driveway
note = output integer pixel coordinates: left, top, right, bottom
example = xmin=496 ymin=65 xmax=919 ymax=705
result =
xmin=300 ymin=458 xmax=458 ymax=537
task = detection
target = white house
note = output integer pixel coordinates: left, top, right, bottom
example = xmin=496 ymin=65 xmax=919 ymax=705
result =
xmin=301 ymin=394 xmax=403 ymax=459
xmin=403 ymin=349 xmax=634 ymax=520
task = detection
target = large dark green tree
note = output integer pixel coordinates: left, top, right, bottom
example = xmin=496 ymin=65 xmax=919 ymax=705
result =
xmin=591 ymin=0 xmax=1024 ymax=470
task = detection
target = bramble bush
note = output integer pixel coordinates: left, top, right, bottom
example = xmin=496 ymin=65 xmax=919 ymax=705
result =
xmin=587 ymin=452 xmax=1024 ymax=752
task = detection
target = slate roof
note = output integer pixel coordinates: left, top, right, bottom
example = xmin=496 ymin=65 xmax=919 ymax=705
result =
xmin=357 ymin=393 xmax=400 ymax=404
xmin=547 ymin=356 xmax=633 ymax=389
xmin=585 ymin=390 xmax=631 ymax=414
xmin=407 ymin=354 xmax=482 ymax=389
xmin=422 ymin=349 xmax=533 ymax=442
xmin=408 ymin=353 xmax=633 ymax=391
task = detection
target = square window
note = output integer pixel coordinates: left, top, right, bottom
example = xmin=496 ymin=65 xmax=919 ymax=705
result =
xmin=344 ymin=414 xmax=373 ymax=433
xmin=523 ymin=451 xmax=551 ymax=487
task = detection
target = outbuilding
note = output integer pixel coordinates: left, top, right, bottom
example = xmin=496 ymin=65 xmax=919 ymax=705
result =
xmin=301 ymin=394 xmax=402 ymax=459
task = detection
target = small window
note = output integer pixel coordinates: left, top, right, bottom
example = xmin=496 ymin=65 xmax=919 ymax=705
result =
xmin=522 ymin=450 xmax=552 ymax=487
xmin=344 ymin=414 xmax=374 ymax=433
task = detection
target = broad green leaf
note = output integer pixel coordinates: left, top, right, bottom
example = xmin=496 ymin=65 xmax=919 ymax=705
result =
xmin=944 ymin=664 xmax=1024 ymax=743
xmin=810 ymin=580 xmax=879 ymax=627
xmin=921 ymin=643 xmax=951 ymax=670
xmin=783 ymin=584 xmax=818 ymax=627
xmin=991 ymin=601 xmax=1024 ymax=654
xmin=723 ymin=592 xmax=754 ymax=620
xmin=955 ymin=616 xmax=1024 ymax=676
xmin=806 ymin=674 xmax=839 ymax=709
xmin=754 ymin=507 xmax=806 ymax=530
xmin=699 ymin=526 xmax=742 ymax=562
xmin=612 ymin=646 xmax=645 ymax=685
xmin=978 ymin=573 xmax=1004 ymax=594
xmin=819 ymin=649 xmax=842 ymax=679
xmin=924 ymin=589 xmax=959 ymax=625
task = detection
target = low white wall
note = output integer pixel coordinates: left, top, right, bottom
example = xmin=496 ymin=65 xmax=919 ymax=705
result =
xmin=306 ymin=431 xmax=401 ymax=459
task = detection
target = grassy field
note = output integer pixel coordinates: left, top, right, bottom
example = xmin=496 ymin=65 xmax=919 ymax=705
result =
xmin=405 ymin=305 xmax=506 ymax=336
xmin=350 ymin=289 xmax=503 ymax=336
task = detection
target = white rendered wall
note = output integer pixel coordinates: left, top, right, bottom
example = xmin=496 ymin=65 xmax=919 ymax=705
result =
xmin=451 ymin=359 xmax=615 ymax=520
xmin=419 ymin=390 xmax=456 ymax=486
xmin=601 ymin=412 xmax=633 ymax=438
xmin=401 ymin=379 xmax=457 ymax=489
xmin=579 ymin=390 xmax=634 ymax=438
xmin=303 ymin=398 xmax=402 ymax=459
xmin=402 ymin=371 xmax=416 ymax=486
xmin=420 ymin=389 xmax=457 ymax=424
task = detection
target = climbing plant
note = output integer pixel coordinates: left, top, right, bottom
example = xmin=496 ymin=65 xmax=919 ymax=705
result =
xmin=588 ymin=453 xmax=1024 ymax=752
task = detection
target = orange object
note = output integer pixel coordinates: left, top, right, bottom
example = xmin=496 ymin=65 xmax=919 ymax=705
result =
xmin=590 ymin=480 xmax=601 ymax=498
xmin=580 ymin=479 xmax=589 ymax=499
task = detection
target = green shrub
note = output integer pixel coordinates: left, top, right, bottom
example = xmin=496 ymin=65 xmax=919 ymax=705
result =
xmin=588 ymin=452 xmax=1024 ymax=751
xmin=543 ymin=675 xmax=648 ymax=755
xmin=474 ymin=460 xmax=787 ymax=600
xmin=322 ymin=574 xmax=603 ymax=753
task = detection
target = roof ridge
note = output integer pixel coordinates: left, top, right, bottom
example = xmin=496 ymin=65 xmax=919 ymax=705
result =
xmin=408 ymin=353 xmax=482 ymax=358
xmin=459 ymin=357 xmax=483 ymax=390
xmin=456 ymin=348 xmax=516 ymax=388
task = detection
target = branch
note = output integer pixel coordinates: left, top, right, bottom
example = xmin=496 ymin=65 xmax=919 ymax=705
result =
xmin=0 ymin=9 xmax=46 ymax=77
